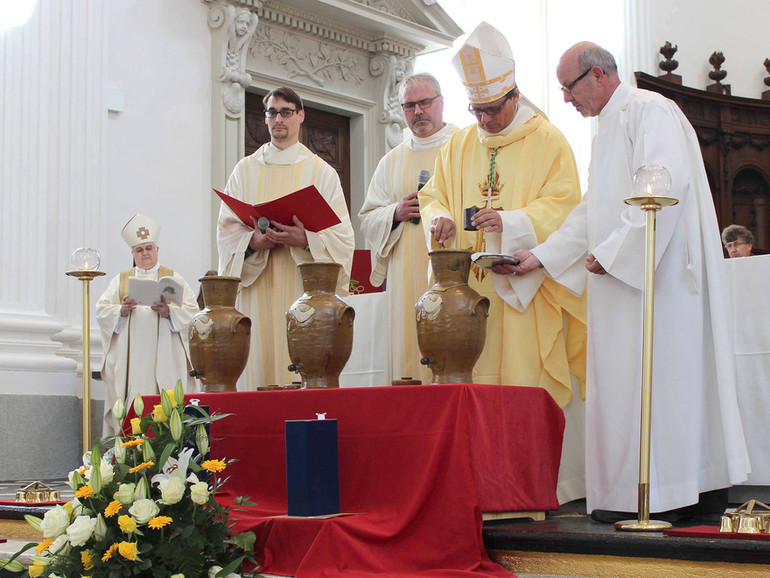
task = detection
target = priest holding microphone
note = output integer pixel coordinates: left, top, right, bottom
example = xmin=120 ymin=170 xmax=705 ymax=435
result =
xmin=359 ymin=72 xmax=458 ymax=385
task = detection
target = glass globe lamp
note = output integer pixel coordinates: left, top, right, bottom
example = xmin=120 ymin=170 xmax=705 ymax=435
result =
xmin=70 ymin=247 xmax=101 ymax=271
xmin=632 ymin=165 xmax=672 ymax=197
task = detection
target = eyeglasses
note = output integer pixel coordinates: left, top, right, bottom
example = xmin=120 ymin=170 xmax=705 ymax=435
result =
xmin=265 ymin=108 xmax=299 ymax=118
xmin=468 ymin=95 xmax=511 ymax=118
xmin=560 ymin=68 xmax=592 ymax=94
xmin=725 ymin=241 xmax=747 ymax=250
xmin=401 ymin=95 xmax=441 ymax=112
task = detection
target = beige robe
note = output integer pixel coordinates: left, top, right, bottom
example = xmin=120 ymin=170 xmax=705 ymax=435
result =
xmin=97 ymin=266 xmax=199 ymax=435
xmin=217 ymin=142 xmax=355 ymax=389
xmin=358 ymin=124 xmax=459 ymax=384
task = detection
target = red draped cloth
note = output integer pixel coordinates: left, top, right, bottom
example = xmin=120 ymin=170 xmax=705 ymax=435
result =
xmin=144 ymin=384 xmax=564 ymax=577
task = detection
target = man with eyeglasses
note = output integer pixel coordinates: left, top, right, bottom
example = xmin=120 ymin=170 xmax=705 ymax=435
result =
xmin=420 ymin=23 xmax=587 ymax=415
xmin=509 ymin=42 xmax=749 ymax=523
xmin=96 ymin=214 xmax=200 ymax=435
xmin=217 ymin=86 xmax=355 ymax=389
xmin=358 ymin=73 xmax=459 ymax=384
xmin=722 ymin=224 xmax=754 ymax=258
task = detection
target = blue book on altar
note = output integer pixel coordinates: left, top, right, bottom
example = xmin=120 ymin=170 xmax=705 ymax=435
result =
xmin=285 ymin=419 xmax=340 ymax=516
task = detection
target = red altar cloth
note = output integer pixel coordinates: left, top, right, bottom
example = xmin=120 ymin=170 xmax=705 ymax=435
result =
xmin=150 ymin=384 xmax=564 ymax=576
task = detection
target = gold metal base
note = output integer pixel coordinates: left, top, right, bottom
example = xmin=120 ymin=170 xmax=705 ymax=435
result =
xmin=624 ymin=195 xmax=679 ymax=209
xmin=614 ymin=519 xmax=673 ymax=531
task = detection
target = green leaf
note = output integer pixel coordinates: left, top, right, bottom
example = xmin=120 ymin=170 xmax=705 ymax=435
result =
xmin=157 ymin=442 xmax=175 ymax=473
xmin=217 ymin=555 xmax=246 ymax=577
xmin=230 ymin=530 xmax=256 ymax=552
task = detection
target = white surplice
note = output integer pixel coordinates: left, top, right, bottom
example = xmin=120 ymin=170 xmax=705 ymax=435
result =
xmin=533 ymin=83 xmax=750 ymax=512
xmin=97 ymin=265 xmax=199 ymax=436
xmin=358 ymin=123 xmax=458 ymax=384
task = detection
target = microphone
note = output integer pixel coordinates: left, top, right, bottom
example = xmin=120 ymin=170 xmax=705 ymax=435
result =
xmin=411 ymin=170 xmax=430 ymax=225
xmin=257 ymin=216 xmax=271 ymax=234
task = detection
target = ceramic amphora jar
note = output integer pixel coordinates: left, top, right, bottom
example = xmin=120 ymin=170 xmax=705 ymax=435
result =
xmin=189 ymin=276 xmax=251 ymax=392
xmin=415 ymin=250 xmax=490 ymax=384
xmin=286 ymin=262 xmax=355 ymax=389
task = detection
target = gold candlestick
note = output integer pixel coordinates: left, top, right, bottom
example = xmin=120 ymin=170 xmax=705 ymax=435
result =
xmin=616 ymin=165 xmax=678 ymax=532
xmin=66 ymin=248 xmax=105 ymax=454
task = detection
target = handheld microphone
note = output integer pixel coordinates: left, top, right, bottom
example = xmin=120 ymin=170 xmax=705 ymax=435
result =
xmin=411 ymin=170 xmax=430 ymax=224
xmin=257 ymin=216 xmax=271 ymax=234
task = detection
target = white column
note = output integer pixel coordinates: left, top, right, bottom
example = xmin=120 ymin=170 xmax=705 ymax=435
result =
xmin=0 ymin=0 xmax=108 ymax=389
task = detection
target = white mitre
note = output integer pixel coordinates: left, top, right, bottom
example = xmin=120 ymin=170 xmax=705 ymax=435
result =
xmin=452 ymin=21 xmax=548 ymax=119
xmin=452 ymin=22 xmax=517 ymax=104
xmin=121 ymin=213 xmax=160 ymax=247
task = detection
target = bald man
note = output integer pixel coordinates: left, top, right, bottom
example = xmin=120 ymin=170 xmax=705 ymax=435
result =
xmin=509 ymin=42 xmax=749 ymax=521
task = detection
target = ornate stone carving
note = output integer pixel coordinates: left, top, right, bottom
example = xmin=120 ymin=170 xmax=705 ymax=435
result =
xmin=224 ymin=6 xmax=258 ymax=115
xmin=256 ymin=2 xmax=421 ymax=59
xmin=252 ymin=25 xmax=366 ymax=87
xmin=370 ymin=52 xmax=412 ymax=150
xmin=360 ymin=0 xmax=413 ymax=22
xmin=763 ymin=58 xmax=770 ymax=101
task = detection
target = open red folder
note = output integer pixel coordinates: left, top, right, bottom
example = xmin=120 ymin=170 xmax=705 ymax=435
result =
xmin=214 ymin=185 xmax=342 ymax=233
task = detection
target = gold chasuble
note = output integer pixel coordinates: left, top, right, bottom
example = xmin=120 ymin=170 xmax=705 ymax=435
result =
xmin=217 ymin=142 xmax=355 ymax=390
xmin=420 ymin=113 xmax=586 ymax=406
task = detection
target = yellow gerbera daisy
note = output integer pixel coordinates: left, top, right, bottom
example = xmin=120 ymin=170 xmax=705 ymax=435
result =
xmin=101 ymin=543 xmax=119 ymax=562
xmin=34 ymin=537 xmax=52 ymax=554
xmin=148 ymin=515 xmax=173 ymax=529
xmin=128 ymin=461 xmax=155 ymax=473
xmin=122 ymin=439 xmax=143 ymax=448
xmin=201 ymin=459 xmax=227 ymax=473
xmin=105 ymin=499 xmax=122 ymax=518
xmin=81 ymin=549 xmax=95 ymax=570
xmin=75 ymin=485 xmax=94 ymax=499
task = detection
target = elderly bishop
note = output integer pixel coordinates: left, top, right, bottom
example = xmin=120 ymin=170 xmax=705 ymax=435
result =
xmin=97 ymin=214 xmax=199 ymax=435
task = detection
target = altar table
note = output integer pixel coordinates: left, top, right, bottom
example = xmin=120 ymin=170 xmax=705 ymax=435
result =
xmin=178 ymin=384 xmax=564 ymax=577
xmin=725 ymin=254 xmax=770 ymax=485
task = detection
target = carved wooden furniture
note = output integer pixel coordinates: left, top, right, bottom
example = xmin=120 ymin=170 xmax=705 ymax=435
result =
xmin=636 ymin=72 xmax=770 ymax=253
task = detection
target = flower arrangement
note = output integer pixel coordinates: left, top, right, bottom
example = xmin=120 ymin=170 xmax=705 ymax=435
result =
xmin=1 ymin=382 xmax=257 ymax=578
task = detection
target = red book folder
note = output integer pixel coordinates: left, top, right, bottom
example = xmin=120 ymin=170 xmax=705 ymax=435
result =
xmin=214 ymin=185 xmax=342 ymax=233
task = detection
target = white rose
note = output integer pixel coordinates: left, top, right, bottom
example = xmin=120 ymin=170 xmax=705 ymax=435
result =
xmin=66 ymin=515 xmax=97 ymax=547
xmin=128 ymin=498 xmax=160 ymax=524
xmin=113 ymin=483 xmax=136 ymax=505
xmin=49 ymin=533 xmax=70 ymax=556
xmin=40 ymin=505 xmax=70 ymax=538
xmin=190 ymin=482 xmax=209 ymax=505
xmin=99 ymin=461 xmax=115 ymax=484
xmin=158 ymin=477 xmax=186 ymax=505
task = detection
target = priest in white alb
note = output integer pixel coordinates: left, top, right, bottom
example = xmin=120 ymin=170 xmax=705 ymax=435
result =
xmin=510 ymin=42 xmax=750 ymax=519
xmin=217 ymin=86 xmax=355 ymax=389
xmin=359 ymin=73 xmax=459 ymax=385
xmin=97 ymin=214 xmax=199 ymax=435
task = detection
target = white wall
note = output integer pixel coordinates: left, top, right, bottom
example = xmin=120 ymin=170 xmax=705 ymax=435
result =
xmin=642 ymin=0 xmax=770 ymax=99
xmin=105 ymin=0 xmax=213 ymax=291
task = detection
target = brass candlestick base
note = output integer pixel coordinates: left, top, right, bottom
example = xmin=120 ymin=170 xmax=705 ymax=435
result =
xmin=67 ymin=268 xmax=106 ymax=453
xmin=615 ymin=194 xmax=678 ymax=532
